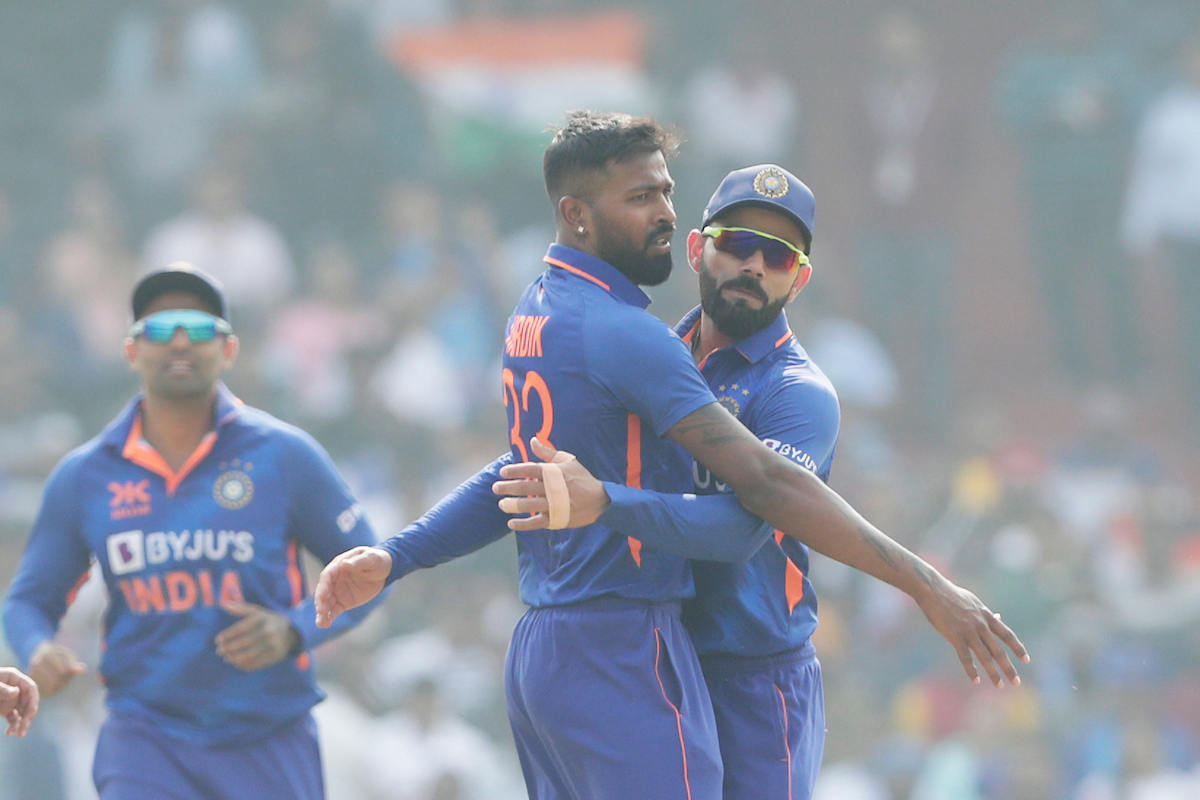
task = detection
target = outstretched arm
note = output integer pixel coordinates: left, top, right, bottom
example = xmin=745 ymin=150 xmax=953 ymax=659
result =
xmin=316 ymin=453 xmax=517 ymax=628
xmin=668 ymin=403 xmax=1029 ymax=687
xmin=315 ymin=546 xmax=393 ymax=629
xmin=498 ymin=408 xmax=1030 ymax=687
xmin=494 ymin=437 xmax=774 ymax=562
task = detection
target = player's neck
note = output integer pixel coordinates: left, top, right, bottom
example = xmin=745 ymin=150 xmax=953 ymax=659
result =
xmin=139 ymin=393 xmax=217 ymax=470
xmin=694 ymin=315 xmax=737 ymax=363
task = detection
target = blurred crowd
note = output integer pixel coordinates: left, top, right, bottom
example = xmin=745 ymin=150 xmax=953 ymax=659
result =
xmin=1 ymin=0 xmax=1200 ymax=798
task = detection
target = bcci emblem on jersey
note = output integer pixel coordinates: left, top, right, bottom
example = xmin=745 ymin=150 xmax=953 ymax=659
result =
xmin=717 ymin=394 xmax=741 ymax=418
xmin=214 ymin=470 xmax=254 ymax=510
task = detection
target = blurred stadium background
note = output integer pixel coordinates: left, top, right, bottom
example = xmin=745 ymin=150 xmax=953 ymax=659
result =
xmin=2 ymin=0 xmax=1200 ymax=797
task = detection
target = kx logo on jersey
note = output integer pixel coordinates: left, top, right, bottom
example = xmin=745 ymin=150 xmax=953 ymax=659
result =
xmin=109 ymin=480 xmax=152 ymax=520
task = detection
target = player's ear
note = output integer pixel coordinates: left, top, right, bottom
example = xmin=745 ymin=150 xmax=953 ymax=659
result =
xmin=686 ymin=229 xmax=704 ymax=274
xmin=222 ymin=334 xmax=240 ymax=367
xmin=123 ymin=337 xmax=138 ymax=368
xmin=788 ymin=263 xmax=813 ymax=301
xmin=559 ymin=196 xmax=591 ymax=234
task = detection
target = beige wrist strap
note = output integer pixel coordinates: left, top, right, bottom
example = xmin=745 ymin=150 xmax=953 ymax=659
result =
xmin=542 ymin=451 xmax=576 ymax=529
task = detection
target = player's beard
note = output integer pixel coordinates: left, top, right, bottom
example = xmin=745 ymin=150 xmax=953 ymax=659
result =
xmin=698 ymin=267 xmax=788 ymax=340
xmin=595 ymin=224 xmax=674 ymax=286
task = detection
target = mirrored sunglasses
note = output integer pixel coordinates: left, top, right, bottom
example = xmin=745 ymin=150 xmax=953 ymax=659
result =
xmin=129 ymin=309 xmax=232 ymax=343
xmin=701 ymin=226 xmax=810 ymax=272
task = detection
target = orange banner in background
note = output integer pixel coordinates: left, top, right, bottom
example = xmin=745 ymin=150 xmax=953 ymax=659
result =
xmin=387 ymin=11 xmax=645 ymax=72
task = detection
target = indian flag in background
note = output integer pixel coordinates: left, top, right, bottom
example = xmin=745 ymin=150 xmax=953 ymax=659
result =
xmin=387 ymin=10 xmax=655 ymax=175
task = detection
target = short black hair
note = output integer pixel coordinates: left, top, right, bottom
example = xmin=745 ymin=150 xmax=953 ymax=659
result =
xmin=542 ymin=110 xmax=680 ymax=204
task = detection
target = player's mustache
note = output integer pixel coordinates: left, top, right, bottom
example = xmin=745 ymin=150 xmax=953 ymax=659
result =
xmin=719 ymin=274 xmax=768 ymax=303
xmin=646 ymin=224 xmax=675 ymax=245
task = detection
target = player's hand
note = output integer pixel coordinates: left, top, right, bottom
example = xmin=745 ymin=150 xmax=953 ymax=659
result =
xmin=314 ymin=546 xmax=392 ymax=629
xmin=215 ymin=601 xmax=301 ymax=671
xmin=493 ymin=437 xmax=611 ymax=531
xmin=0 ymin=667 xmax=39 ymax=737
xmin=915 ymin=577 xmax=1031 ymax=688
xmin=28 ymin=641 xmax=87 ymax=699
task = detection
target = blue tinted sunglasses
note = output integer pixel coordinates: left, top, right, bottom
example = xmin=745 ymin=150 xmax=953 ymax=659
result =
xmin=701 ymin=226 xmax=810 ymax=272
xmin=129 ymin=309 xmax=232 ymax=343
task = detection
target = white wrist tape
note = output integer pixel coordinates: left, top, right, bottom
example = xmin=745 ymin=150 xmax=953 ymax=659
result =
xmin=497 ymin=449 xmax=578 ymax=527
xmin=541 ymin=463 xmax=569 ymax=529
xmin=542 ymin=451 xmax=576 ymax=529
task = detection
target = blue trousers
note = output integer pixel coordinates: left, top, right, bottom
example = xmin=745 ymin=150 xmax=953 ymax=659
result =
xmin=93 ymin=709 xmax=324 ymax=800
xmin=505 ymin=598 xmax=723 ymax=800
xmin=702 ymin=641 xmax=825 ymax=800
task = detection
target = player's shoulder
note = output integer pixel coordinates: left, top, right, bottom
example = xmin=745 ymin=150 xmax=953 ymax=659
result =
xmin=571 ymin=294 xmax=683 ymax=358
xmin=774 ymin=341 xmax=838 ymax=398
xmin=33 ymin=426 xmax=124 ymax=503
xmin=598 ymin=309 xmax=692 ymax=373
xmin=48 ymin=431 xmax=110 ymax=478
xmin=234 ymin=403 xmax=326 ymax=445
xmin=616 ymin=304 xmax=680 ymax=340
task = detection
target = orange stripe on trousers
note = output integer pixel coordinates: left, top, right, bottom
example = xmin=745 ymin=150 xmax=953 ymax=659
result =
xmin=654 ymin=629 xmax=694 ymax=800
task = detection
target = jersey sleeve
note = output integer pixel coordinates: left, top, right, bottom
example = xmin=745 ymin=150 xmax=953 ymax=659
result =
xmin=594 ymin=362 xmax=840 ymax=565
xmin=753 ymin=365 xmax=840 ymax=479
xmin=377 ymin=452 xmax=516 ymax=583
xmin=281 ymin=431 xmax=392 ymax=651
xmin=589 ymin=312 xmax=716 ymax=437
xmin=599 ymin=481 xmax=775 ymax=562
xmin=2 ymin=456 xmax=95 ymax=668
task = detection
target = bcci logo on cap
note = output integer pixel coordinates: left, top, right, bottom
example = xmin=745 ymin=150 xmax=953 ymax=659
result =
xmin=753 ymin=166 xmax=789 ymax=199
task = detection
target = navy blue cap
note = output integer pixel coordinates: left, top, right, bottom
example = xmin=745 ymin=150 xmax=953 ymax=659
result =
xmin=701 ymin=164 xmax=815 ymax=247
xmin=131 ymin=261 xmax=229 ymax=321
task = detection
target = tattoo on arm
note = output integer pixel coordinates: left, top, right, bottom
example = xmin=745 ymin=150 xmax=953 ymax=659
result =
xmin=674 ymin=405 xmax=745 ymax=448
xmin=679 ymin=404 xmax=938 ymax=592
xmin=864 ymin=533 xmax=904 ymax=572
xmin=863 ymin=528 xmax=936 ymax=589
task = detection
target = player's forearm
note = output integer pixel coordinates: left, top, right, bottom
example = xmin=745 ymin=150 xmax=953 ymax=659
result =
xmin=733 ymin=459 xmax=941 ymax=601
xmin=2 ymin=601 xmax=59 ymax=670
xmin=671 ymin=402 xmax=941 ymax=599
xmin=599 ymin=482 xmax=774 ymax=562
xmin=379 ymin=453 xmax=517 ymax=583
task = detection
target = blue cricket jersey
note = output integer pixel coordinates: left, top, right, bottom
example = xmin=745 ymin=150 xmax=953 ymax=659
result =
xmin=599 ymin=306 xmax=840 ymax=658
xmin=3 ymin=384 xmax=385 ymax=745
xmin=678 ymin=306 xmax=839 ymax=657
xmin=502 ymin=245 xmax=717 ymax=606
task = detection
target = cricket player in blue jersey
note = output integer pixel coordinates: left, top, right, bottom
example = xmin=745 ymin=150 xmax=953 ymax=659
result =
xmin=502 ymin=163 xmax=835 ymax=799
xmin=3 ymin=263 xmax=387 ymax=800
xmin=0 ymin=665 xmax=38 ymax=737
xmin=316 ymin=111 xmax=1028 ymax=800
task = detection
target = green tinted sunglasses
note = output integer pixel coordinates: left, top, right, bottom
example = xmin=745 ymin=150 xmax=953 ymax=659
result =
xmin=129 ymin=309 xmax=232 ymax=343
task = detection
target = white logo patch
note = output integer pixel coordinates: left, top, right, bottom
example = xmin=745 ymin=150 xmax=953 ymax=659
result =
xmin=107 ymin=531 xmax=146 ymax=575
xmin=337 ymin=504 xmax=364 ymax=534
